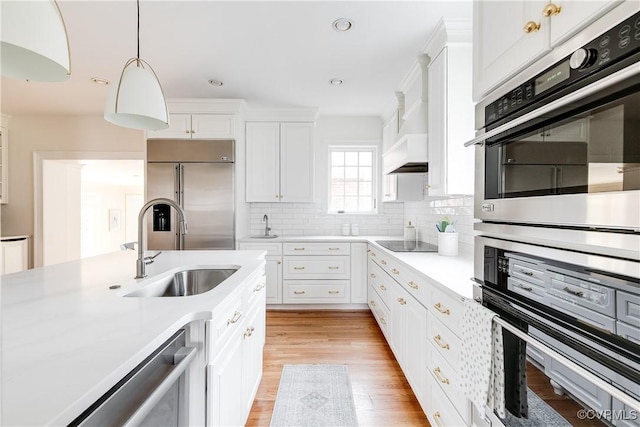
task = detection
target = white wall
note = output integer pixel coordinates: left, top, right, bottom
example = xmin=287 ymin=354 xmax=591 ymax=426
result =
xmin=81 ymin=181 xmax=143 ymax=257
xmin=42 ymin=160 xmax=81 ymax=266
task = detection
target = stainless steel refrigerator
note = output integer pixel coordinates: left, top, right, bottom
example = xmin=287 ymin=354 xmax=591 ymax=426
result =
xmin=146 ymin=139 xmax=235 ymax=250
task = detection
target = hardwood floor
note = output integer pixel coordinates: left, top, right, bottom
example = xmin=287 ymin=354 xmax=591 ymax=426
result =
xmin=246 ymin=310 xmax=429 ymax=427
xmin=247 ymin=310 xmax=605 ymax=427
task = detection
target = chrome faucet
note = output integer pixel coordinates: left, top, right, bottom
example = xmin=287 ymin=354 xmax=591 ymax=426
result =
xmin=263 ymin=214 xmax=271 ymax=237
xmin=136 ymin=198 xmax=187 ymax=279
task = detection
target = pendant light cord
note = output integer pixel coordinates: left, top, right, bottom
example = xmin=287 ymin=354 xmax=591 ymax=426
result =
xmin=136 ymin=0 xmax=140 ymax=60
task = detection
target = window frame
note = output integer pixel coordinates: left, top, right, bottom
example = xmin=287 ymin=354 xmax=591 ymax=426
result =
xmin=327 ymin=145 xmax=378 ymax=214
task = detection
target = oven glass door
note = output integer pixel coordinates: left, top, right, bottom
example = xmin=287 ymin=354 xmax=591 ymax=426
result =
xmin=484 ymin=89 xmax=640 ymax=200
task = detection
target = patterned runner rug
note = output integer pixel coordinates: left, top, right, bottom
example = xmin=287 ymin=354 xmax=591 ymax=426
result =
xmin=503 ymin=388 xmax=571 ymax=426
xmin=270 ymin=364 xmax=359 ymax=427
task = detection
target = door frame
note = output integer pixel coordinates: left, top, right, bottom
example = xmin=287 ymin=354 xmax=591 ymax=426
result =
xmin=33 ymin=151 xmax=144 ymax=268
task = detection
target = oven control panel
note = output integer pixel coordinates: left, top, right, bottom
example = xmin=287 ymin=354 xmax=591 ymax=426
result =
xmin=485 ymin=11 xmax=640 ymax=127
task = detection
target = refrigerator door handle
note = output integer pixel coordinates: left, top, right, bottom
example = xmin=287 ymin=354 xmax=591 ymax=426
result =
xmin=179 ymin=165 xmax=185 ymax=250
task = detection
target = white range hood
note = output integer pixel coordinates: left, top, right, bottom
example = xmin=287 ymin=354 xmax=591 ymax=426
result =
xmin=383 ymin=54 xmax=430 ymax=174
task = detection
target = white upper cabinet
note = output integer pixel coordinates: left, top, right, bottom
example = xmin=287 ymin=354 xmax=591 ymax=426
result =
xmin=147 ymin=113 xmax=235 ymax=139
xmin=473 ymin=0 xmax=623 ymax=101
xmin=425 ymin=20 xmax=475 ymax=196
xmin=245 ymin=122 xmax=314 ymax=203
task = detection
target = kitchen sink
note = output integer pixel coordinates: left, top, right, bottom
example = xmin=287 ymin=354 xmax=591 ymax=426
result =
xmin=250 ymin=235 xmax=278 ymax=239
xmin=122 ymin=267 xmax=238 ymax=297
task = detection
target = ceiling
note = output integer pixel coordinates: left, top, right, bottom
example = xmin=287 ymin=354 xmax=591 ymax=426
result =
xmin=1 ymin=1 xmax=472 ymax=118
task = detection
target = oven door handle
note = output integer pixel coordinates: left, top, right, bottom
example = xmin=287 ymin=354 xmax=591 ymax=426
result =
xmin=463 ymin=62 xmax=640 ymax=147
xmin=123 ymin=346 xmax=197 ymax=427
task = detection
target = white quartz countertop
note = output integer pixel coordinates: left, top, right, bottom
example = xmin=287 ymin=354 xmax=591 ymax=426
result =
xmin=239 ymin=235 xmax=475 ymax=299
xmin=1 ymin=249 xmax=265 ymax=426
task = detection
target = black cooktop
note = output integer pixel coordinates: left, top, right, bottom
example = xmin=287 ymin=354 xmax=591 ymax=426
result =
xmin=376 ymin=240 xmax=438 ymax=252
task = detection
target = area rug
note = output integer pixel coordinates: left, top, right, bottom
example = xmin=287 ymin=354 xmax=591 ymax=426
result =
xmin=503 ymin=388 xmax=571 ymax=427
xmin=270 ymin=364 xmax=358 ymax=427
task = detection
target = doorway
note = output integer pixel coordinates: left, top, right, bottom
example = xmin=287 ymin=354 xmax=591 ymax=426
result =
xmin=34 ymin=152 xmax=144 ymax=267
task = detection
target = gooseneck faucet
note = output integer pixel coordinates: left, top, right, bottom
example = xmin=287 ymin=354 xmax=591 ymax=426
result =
xmin=263 ymin=214 xmax=271 ymax=237
xmin=136 ymin=198 xmax=187 ymax=279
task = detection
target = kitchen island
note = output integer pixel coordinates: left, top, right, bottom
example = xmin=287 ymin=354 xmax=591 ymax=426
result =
xmin=1 ymin=249 xmax=266 ymax=426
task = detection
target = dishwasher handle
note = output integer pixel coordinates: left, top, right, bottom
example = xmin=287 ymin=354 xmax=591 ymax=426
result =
xmin=123 ymin=346 xmax=197 ymax=427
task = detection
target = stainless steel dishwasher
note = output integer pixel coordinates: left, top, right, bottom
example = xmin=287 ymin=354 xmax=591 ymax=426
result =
xmin=69 ymin=329 xmax=196 ymax=427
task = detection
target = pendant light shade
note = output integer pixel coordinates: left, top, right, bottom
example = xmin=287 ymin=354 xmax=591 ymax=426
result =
xmin=103 ymin=0 xmax=169 ymax=131
xmin=104 ymin=58 xmax=169 ymax=131
xmin=0 ymin=0 xmax=71 ymax=82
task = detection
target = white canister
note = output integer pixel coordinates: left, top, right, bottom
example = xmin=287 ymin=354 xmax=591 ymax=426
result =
xmin=351 ymin=223 xmax=359 ymax=236
xmin=403 ymin=221 xmax=416 ymax=242
xmin=438 ymin=232 xmax=459 ymax=256
xmin=342 ymin=224 xmax=350 ymax=236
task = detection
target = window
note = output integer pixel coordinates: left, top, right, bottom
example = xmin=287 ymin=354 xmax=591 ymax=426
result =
xmin=329 ymin=147 xmax=376 ymax=213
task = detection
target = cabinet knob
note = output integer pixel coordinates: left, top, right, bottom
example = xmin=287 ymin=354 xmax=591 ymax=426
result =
xmin=523 ymin=21 xmax=541 ymax=34
xmin=408 ymin=281 xmax=419 ymax=290
xmin=391 ymin=268 xmax=400 ymax=275
xmin=542 ymin=3 xmax=561 ymax=17
xmin=185 ymin=130 xmax=190 ymax=134
xmin=370 ymin=300 xmax=376 ymax=306
xmin=190 ymin=130 xmax=195 ymax=134
xmin=397 ymin=297 xmax=406 ymax=305
xmin=380 ymin=285 xmax=387 ymax=291
xmin=424 ymin=184 xmax=431 ymax=189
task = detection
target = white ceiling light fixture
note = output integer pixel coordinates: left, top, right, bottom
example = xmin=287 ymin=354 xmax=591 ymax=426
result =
xmin=104 ymin=0 xmax=169 ymax=131
xmin=332 ymin=18 xmax=353 ymax=32
xmin=0 ymin=0 xmax=71 ymax=81
xmin=329 ymin=78 xmax=343 ymax=86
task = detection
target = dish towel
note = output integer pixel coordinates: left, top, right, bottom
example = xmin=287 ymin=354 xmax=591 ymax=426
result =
xmin=458 ymin=298 xmax=506 ymax=419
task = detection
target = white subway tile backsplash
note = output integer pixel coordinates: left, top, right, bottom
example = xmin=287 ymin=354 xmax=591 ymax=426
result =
xmin=249 ymin=195 xmax=475 ymax=253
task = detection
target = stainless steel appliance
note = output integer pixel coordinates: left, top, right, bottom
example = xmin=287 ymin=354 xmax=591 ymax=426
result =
xmin=146 ymin=139 xmax=235 ymax=250
xmin=375 ymin=240 xmax=438 ymax=252
xmin=469 ymin=9 xmax=640 ymax=423
xmin=467 ymin=11 xmax=640 ymax=232
xmin=70 ymin=330 xmax=196 ymax=426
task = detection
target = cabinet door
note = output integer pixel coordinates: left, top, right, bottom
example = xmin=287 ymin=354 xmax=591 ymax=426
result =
xmin=191 ymin=114 xmax=234 ymax=139
xmin=404 ymin=294 xmax=427 ymax=403
xmin=147 ymin=113 xmax=191 ymax=139
xmin=246 ymin=122 xmax=280 ymax=202
xmin=1 ymin=239 xmax=28 ymax=274
xmin=242 ymin=302 xmax=266 ymax=418
xmin=280 ymin=122 xmax=314 ymax=202
xmin=207 ymin=331 xmax=244 ymax=427
xmin=427 ymin=48 xmax=447 ymax=196
xmin=473 ymin=0 xmax=549 ymax=100
xmin=1 ymin=126 xmax=8 ymax=204
xmin=389 ymin=281 xmax=407 ymax=365
xmin=350 ymin=243 xmax=368 ymax=304
xmin=549 ymin=0 xmax=623 ymax=46
xmin=265 ymin=255 xmax=283 ymax=304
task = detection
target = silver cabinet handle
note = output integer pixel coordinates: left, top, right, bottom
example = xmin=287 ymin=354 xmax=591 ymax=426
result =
xmin=294 ymin=247 xmax=305 ymax=251
xmin=328 ymin=290 xmax=340 ymax=294
xmin=293 ymin=291 xmax=305 ymax=295
xmin=227 ymin=311 xmax=242 ymax=325
xmin=329 ymin=247 xmax=340 ymax=251
xmin=563 ymin=286 xmax=584 ymax=297
xmin=123 ymin=346 xmax=196 ymax=427
xmin=516 ymin=283 xmax=533 ymax=292
xmin=293 ymin=266 xmax=305 ymax=270
xmin=328 ymin=266 xmax=340 ymax=270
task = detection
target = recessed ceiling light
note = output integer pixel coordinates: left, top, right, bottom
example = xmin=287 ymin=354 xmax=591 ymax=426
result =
xmin=332 ymin=18 xmax=353 ymax=32
xmin=329 ymin=78 xmax=343 ymax=86
xmin=90 ymin=77 xmax=109 ymax=85
xmin=208 ymin=79 xmax=223 ymax=87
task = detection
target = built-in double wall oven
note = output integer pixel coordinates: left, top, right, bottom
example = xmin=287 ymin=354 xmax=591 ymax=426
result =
xmin=468 ymin=7 xmax=640 ymax=426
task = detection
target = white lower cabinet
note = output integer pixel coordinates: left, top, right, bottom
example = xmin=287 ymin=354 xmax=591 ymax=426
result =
xmin=368 ymin=244 xmax=471 ymax=425
xmin=206 ymin=269 xmax=266 ymax=426
xmin=238 ymin=242 xmax=282 ymax=304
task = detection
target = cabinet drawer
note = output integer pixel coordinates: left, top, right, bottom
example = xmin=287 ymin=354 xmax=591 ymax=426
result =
xmin=370 ymin=249 xmax=427 ymax=304
xmin=427 ymin=312 xmax=461 ymax=369
xmin=368 ymin=260 xmax=392 ymax=307
xmin=426 ymin=369 xmax=467 ymax=427
xmin=508 ymin=256 xmax=546 ymax=287
xmin=616 ymin=321 xmax=640 ymax=345
xmin=548 ymin=272 xmax=615 ymax=317
xmin=617 ymin=291 xmax=640 ymax=327
xmin=207 ymin=293 xmax=244 ymax=361
xmin=427 ymin=344 xmax=470 ymax=424
xmin=283 ymin=280 xmax=350 ymax=303
xmin=508 ymin=276 xmax=545 ymax=303
xmin=283 ymin=242 xmax=350 ymax=255
xmin=546 ymin=294 xmax=615 ymax=332
xmin=368 ymin=283 xmax=391 ymax=339
xmin=283 ymin=256 xmax=350 ymax=279
xmin=238 ymin=242 xmax=282 ymax=255
xmin=428 ymin=286 xmax=463 ymax=337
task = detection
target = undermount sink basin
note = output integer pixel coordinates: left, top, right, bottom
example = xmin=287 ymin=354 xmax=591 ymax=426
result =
xmin=250 ymin=235 xmax=278 ymax=239
xmin=123 ymin=268 xmax=238 ymax=297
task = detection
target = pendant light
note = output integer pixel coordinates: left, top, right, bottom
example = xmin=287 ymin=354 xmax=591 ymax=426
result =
xmin=104 ymin=0 xmax=169 ymax=131
xmin=0 ymin=0 xmax=71 ymax=81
